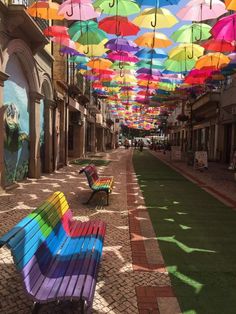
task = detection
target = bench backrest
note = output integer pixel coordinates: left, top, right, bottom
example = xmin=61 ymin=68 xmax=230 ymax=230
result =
xmin=81 ymin=164 xmax=99 ymax=188
xmin=0 ymin=191 xmax=72 ymax=272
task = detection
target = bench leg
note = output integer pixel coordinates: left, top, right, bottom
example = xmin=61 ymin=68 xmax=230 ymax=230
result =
xmin=106 ymin=191 xmax=109 ymax=206
xmin=32 ymin=302 xmax=41 ymax=314
xmin=84 ymin=191 xmax=97 ymax=205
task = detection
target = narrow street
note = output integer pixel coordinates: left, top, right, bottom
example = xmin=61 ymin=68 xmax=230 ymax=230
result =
xmin=0 ymin=148 xmax=236 ymax=313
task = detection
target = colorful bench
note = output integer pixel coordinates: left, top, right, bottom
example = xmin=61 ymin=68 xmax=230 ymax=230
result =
xmin=79 ymin=164 xmax=114 ymax=206
xmin=0 ymin=191 xmax=106 ymax=313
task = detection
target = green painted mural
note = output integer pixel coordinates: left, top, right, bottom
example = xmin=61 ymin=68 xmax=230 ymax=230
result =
xmin=4 ymin=55 xmax=30 ymax=186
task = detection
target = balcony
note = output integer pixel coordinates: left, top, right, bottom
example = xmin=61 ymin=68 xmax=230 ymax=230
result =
xmin=191 ymin=91 xmax=220 ymax=111
xmin=6 ymin=1 xmax=49 ymax=52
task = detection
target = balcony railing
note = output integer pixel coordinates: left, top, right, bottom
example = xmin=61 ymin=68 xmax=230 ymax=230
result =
xmin=8 ymin=0 xmax=49 ymax=31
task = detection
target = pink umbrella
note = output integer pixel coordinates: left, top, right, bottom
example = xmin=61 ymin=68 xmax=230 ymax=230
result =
xmin=107 ymin=51 xmax=139 ymax=63
xmin=58 ymin=0 xmax=100 ymax=20
xmin=177 ymin=0 xmax=227 ymax=21
xmin=137 ymin=74 xmax=161 ymax=81
xmin=211 ymin=13 xmax=236 ymax=42
xmin=51 ymin=37 xmax=77 ymax=50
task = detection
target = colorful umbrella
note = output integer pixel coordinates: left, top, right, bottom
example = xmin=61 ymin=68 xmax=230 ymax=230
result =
xmin=171 ymin=23 xmax=211 ymax=43
xmin=164 ymin=59 xmax=196 ymax=72
xmin=177 ymin=0 xmax=227 ymax=21
xmin=202 ymin=39 xmax=234 ymax=53
xmin=137 ymin=60 xmax=165 ymax=69
xmin=211 ymin=13 xmax=236 ymax=42
xmin=195 ymin=52 xmax=230 ymax=70
xmin=93 ymin=0 xmax=140 ymax=16
xmin=135 ymin=48 xmax=167 ymax=59
xmin=51 ymin=37 xmax=77 ymax=50
xmin=168 ymin=44 xmax=204 ymax=61
xmin=135 ymin=32 xmax=172 ymax=48
xmin=137 ymin=74 xmax=161 ymax=81
xmin=43 ymin=26 xmax=69 ymax=38
xmin=69 ymin=55 xmax=90 ymax=63
xmin=136 ymin=0 xmax=181 ymax=6
xmin=77 ymin=40 xmax=108 ymax=56
xmin=225 ymin=0 xmax=236 ymax=10
xmin=27 ymin=1 xmax=64 ymax=20
xmin=133 ymin=8 xmax=178 ymax=29
xmin=105 ymin=38 xmax=139 ymax=52
xmin=107 ymin=51 xmax=139 ymax=63
xmin=58 ymin=0 xmax=100 ymax=20
xmin=87 ymin=58 xmax=113 ymax=69
xmin=98 ymin=16 xmax=140 ymax=36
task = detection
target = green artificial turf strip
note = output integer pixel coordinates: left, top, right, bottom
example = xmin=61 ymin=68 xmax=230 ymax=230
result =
xmin=133 ymin=150 xmax=236 ymax=314
xmin=70 ymin=159 xmax=110 ymax=167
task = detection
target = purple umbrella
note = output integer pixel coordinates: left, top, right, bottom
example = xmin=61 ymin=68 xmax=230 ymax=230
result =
xmin=105 ymin=38 xmax=139 ymax=53
xmin=60 ymin=47 xmax=83 ymax=56
xmin=136 ymin=68 xmax=162 ymax=76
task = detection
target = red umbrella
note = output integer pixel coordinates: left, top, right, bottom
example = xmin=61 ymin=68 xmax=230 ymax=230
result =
xmin=43 ymin=26 xmax=69 ymax=38
xmin=98 ymin=16 xmax=140 ymax=36
xmin=202 ymin=38 xmax=234 ymax=53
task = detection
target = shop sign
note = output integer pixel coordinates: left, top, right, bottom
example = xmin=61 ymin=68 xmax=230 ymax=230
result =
xmin=194 ymin=151 xmax=208 ymax=170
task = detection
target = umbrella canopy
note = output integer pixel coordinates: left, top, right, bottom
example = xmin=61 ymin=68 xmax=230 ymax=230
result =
xmin=93 ymin=0 xmax=140 ymax=16
xmin=77 ymin=41 xmax=108 ymax=56
xmin=133 ymin=8 xmax=178 ymax=29
xmin=69 ymin=21 xmax=107 ymax=45
xmin=107 ymin=51 xmax=139 ymax=62
xmin=87 ymin=58 xmax=113 ymax=69
xmin=135 ymin=48 xmax=167 ymax=59
xmin=98 ymin=16 xmax=140 ymax=36
xmin=225 ymin=0 xmax=236 ymax=10
xmin=168 ymin=44 xmax=204 ymax=61
xmin=137 ymin=60 xmax=165 ymax=69
xmin=135 ymin=32 xmax=172 ymax=48
xmin=136 ymin=0 xmax=181 ymax=6
xmin=136 ymin=68 xmax=162 ymax=76
xmin=202 ymin=39 xmax=235 ymax=53
xmin=58 ymin=0 xmax=100 ymax=20
xmin=68 ymin=55 xmax=90 ymax=63
xmin=171 ymin=23 xmax=211 ymax=43
xmin=27 ymin=1 xmax=64 ymax=20
xmin=177 ymin=0 xmax=227 ymax=21
xmin=60 ymin=46 xmax=82 ymax=55
xmin=43 ymin=26 xmax=69 ymax=38
xmin=164 ymin=59 xmax=196 ymax=72
xmin=137 ymin=74 xmax=161 ymax=81
xmin=105 ymin=38 xmax=139 ymax=52
xmin=211 ymin=13 xmax=236 ymax=42
xmin=195 ymin=52 xmax=230 ymax=70
xmin=51 ymin=37 xmax=77 ymax=50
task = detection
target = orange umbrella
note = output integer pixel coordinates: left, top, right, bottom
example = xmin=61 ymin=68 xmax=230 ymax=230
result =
xmin=135 ymin=32 xmax=172 ymax=48
xmin=195 ymin=52 xmax=230 ymax=70
xmin=87 ymin=58 xmax=113 ymax=69
xmin=27 ymin=1 xmax=64 ymax=20
xmin=225 ymin=0 xmax=236 ymax=10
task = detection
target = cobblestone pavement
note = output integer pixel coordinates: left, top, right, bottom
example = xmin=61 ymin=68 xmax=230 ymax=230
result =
xmin=0 ymin=148 xmax=178 ymax=314
xmin=151 ymin=150 xmax=236 ymax=208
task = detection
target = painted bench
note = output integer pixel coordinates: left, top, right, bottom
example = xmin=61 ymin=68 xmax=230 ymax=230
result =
xmin=0 ymin=191 xmax=106 ymax=313
xmin=79 ymin=164 xmax=114 ymax=206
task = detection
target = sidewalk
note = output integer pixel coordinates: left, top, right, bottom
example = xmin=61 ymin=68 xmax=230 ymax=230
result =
xmin=0 ymin=148 xmax=180 ymax=314
xmin=150 ymin=150 xmax=236 ymax=209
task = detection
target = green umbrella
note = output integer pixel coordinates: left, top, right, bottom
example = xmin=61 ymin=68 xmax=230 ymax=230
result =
xmin=69 ymin=20 xmax=107 ymax=47
xmin=164 ymin=59 xmax=196 ymax=72
xmin=93 ymin=0 xmax=140 ymax=16
xmin=112 ymin=62 xmax=137 ymax=70
xmin=68 ymin=56 xmax=90 ymax=63
xmin=171 ymin=23 xmax=212 ymax=43
xmin=137 ymin=60 xmax=165 ymax=70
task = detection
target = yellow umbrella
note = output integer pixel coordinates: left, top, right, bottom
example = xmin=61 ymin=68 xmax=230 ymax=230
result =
xmin=225 ymin=0 xmax=236 ymax=10
xmin=132 ymin=7 xmax=178 ymax=29
xmin=27 ymin=1 xmax=64 ymax=20
xmin=76 ymin=40 xmax=108 ymax=57
xmin=113 ymin=74 xmax=137 ymax=83
xmin=195 ymin=52 xmax=230 ymax=70
xmin=135 ymin=32 xmax=172 ymax=48
xmin=168 ymin=44 xmax=204 ymax=61
xmin=87 ymin=58 xmax=113 ymax=69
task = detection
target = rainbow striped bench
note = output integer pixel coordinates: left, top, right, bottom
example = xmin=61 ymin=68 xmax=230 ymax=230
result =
xmin=0 ymin=191 xmax=106 ymax=313
xmin=80 ymin=164 xmax=114 ymax=206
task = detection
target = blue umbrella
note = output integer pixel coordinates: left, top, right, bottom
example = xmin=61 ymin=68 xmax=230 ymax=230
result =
xmin=136 ymin=0 xmax=181 ymax=7
xmin=135 ymin=48 xmax=167 ymax=59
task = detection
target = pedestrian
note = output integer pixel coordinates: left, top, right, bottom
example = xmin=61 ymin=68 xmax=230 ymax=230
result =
xmin=134 ymin=139 xmax=138 ymax=149
xmin=139 ymin=139 xmax=144 ymax=152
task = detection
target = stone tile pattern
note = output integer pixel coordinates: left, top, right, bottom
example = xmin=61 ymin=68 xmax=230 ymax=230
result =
xmin=0 ymin=149 xmax=178 ymax=314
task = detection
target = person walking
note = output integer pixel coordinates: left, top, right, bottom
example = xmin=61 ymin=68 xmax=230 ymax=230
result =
xmin=134 ymin=139 xmax=138 ymax=149
xmin=139 ymin=139 xmax=144 ymax=152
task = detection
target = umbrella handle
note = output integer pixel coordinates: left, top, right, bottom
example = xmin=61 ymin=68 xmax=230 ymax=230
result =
xmin=119 ymin=61 xmax=123 ymax=69
xmin=120 ymin=69 xmax=124 ymax=77
xmin=151 ymin=13 xmax=157 ymax=28
xmin=66 ymin=1 xmax=74 ymax=17
xmin=84 ymin=46 xmax=90 ymax=54
xmin=109 ymin=0 xmax=115 ymax=8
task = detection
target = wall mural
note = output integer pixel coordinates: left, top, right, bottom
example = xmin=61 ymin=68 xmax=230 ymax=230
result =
xmin=4 ymin=55 xmax=30 ymax=186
